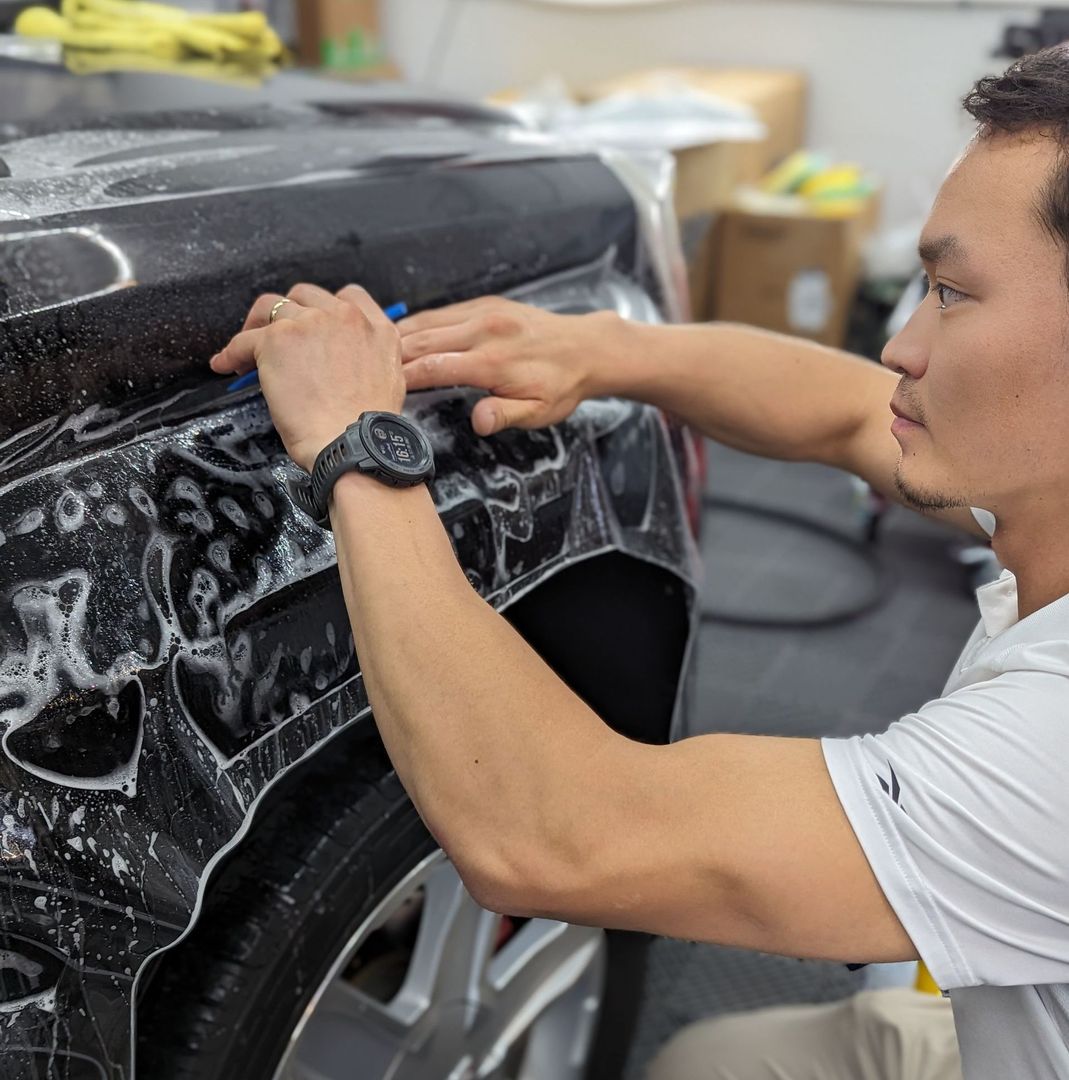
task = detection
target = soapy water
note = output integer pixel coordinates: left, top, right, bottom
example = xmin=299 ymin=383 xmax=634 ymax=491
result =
xmin=0 ymin=987 xmax=56 ymax=1015
xmin=0 ymin=266 xmax=673 ymax=804
xmin=54 ymin=489 xmax=86 ymax=533
xmin=0 ymin=384 xmax=686 ymax=799
xmin=0 ymin=128 xmax=230 ymax=181
xmin=0 ymin=258 xmax=696 ymax=1076
xmin=0 ymin=570 xmax=145 ymax=795
xmin=0 ymin=950 xmax=43 ymax=980
xmin=0 ymin=114 xmax=540 ymax=227
xmin=0 ymin=391 xmax=698 ymax=1077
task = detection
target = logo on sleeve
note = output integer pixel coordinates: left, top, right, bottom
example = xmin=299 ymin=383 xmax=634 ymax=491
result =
xmin=878 ymin=764 xmax=905 ymax=811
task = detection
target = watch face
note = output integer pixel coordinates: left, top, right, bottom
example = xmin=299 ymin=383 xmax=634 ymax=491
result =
xmin=367 ymin=417 xmax=428 ymax=475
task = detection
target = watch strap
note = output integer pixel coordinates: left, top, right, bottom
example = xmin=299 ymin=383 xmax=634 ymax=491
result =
xmin=286 ymin=474 xmax=328 ymax=527
xmin=309 ymin=425 xmax=369 ymax=521
xmin=288 ymin=414 xmax=433 ymax=529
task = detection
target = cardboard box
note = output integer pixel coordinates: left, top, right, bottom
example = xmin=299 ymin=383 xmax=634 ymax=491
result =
xmin=708 ymin=195 xmax=880 ymax=348
xmin=580 ymin=68 xmax=807 ymax=220
xmin=581 ymin=68 xmax=807 ymax=318
xmin=294 ymin=0 xmax=385 ymax=71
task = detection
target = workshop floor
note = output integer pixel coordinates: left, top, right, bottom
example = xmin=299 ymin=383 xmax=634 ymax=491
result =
xmin=622 ymin=440 xmax=983 ymax=1079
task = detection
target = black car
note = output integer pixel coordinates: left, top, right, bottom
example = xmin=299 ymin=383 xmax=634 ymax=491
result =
xmin=0 ymin=64 xmax=702 ymax=1080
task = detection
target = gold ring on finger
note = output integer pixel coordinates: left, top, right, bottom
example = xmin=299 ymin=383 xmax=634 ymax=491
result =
xmin=269 ymin=298 xmax=292 ymax=324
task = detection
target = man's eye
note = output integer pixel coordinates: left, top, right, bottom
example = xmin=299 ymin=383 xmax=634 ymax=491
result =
xmin=935 ymin=283 xmax=967 ymax=309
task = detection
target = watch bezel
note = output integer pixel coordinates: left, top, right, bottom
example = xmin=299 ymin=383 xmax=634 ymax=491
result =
xmin=356 ymin=411 xmax=434 ymax=482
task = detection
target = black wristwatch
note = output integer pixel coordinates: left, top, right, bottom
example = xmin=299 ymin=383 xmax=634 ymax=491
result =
xmin=288 ymin=411 xmax=435 ymax=528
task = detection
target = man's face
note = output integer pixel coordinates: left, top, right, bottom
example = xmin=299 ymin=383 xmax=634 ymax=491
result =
xmin=882 ymin=133 xmax=1069 ymax=518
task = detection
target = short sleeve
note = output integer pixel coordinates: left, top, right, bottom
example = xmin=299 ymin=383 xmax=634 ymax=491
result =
xmin=822 ymin=667 xmax=1069 ymax=990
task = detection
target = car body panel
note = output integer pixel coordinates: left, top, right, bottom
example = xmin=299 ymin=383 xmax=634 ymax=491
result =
xmin=0 ymin=69 xmax=699 ymax=1079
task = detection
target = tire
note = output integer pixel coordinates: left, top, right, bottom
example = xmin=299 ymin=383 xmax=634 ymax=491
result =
xmin=136 ymin=737 xmax=648 ymax=1080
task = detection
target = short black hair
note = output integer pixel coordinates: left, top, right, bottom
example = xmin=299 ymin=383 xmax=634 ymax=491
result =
xmin=964 ymin=46 xmax=1069 ymax=266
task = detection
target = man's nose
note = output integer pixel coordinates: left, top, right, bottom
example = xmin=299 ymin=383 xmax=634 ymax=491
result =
xmin=881 ymin=296 xmax=934 ymax=379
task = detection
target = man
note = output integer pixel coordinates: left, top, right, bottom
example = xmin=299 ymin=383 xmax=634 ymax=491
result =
xmin=209 ymin=47 xmax=1069 ymax=1080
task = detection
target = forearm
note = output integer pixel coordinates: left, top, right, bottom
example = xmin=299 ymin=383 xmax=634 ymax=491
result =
xmin=587 ymin=316 xmax=896 ymax=466
xmin=329 ymin=471 xmax=624 ymax=906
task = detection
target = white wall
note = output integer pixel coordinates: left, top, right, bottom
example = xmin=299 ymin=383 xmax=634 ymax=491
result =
xmin=381 ymin=0 xmax=1042 ymax=229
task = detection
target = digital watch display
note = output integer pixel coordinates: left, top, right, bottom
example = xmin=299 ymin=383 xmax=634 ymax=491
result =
xmin=369 ymin=417 xmax=425 ymax=474
xmin=288 ymin=412 xmax=435 ymax=528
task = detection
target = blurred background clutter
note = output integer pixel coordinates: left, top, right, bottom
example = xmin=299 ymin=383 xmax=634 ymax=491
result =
xmin=8 ymin=0 xmax=940 ymax=362
xmin=5 ymin=0 xmax=1033 ymax=350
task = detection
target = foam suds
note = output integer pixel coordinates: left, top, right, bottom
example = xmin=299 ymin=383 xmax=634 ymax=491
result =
xmin=0 ymin=988 xmax=56 ymax=1016
xmin=11 ymin=508 xmax=44 ymax=536
xmin=53 ymin=490 xmax=86 ymax=533
xmin=0 ymin=233 xmax=698 ymax=1079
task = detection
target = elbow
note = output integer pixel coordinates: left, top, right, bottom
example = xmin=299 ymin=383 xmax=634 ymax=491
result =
xmin=431 ymin=745 xmax=625 ymax=921
xmin=447 ymin=850 xmax=553 ymax=919
xmin=460 ymin=867 xmax=522 ymax=917
xmin=444 ymin=835 xmax=589 ymax=922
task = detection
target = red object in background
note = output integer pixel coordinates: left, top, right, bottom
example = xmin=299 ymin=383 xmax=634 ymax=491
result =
xmin=683 ymin=426 xmax=707 ymax=540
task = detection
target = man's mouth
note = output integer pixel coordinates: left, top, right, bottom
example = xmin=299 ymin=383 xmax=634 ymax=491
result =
xmin=890 ymin=400 xmax=924 ymax=426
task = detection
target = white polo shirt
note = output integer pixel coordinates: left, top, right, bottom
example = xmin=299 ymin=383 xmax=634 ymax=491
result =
xmin=823 ymin=564 xmax=1069 ymax=1079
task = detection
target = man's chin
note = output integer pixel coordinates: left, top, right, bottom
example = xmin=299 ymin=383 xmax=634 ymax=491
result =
xmin=893 ymin=464 xmax=968 ymax=513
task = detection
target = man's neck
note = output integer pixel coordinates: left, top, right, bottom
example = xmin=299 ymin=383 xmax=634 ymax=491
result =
xmin=991 ymin=507 xmax=1069 ymax=621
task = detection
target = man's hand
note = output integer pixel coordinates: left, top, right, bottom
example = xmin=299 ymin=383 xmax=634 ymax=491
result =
xmin=398 ymin=297 xmax=620 ymax=437
xmin=210 ymin=283 xmax=405 ymax=472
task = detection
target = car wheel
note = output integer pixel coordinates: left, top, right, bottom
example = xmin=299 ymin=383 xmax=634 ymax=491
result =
xmin=137 ymin=742 xmax=645 ymax=1080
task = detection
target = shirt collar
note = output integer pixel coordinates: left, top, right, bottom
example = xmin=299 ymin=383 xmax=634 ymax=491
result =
xmin=971 ymin=506 xmax=996 ymax=537
xmin=976 ymin=570 xmax=1019 ymax=638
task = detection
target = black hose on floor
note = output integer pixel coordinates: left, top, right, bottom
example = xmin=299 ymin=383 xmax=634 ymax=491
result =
xmin=699 ymin=494 xmax=894 ymax=629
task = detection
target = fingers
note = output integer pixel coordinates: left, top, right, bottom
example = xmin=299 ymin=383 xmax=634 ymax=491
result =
xmin=239 ymin=283 xmax=342 ymax=333
xmin=471 ymin=396 xmax=545 ymax=437
xmin=403 ymin=352 xmax=489 ymax=393
xmin=336 ymin=284 xmax=391 ymax=329
xmin=400 ymin=321 xmax=482 ymax=364
xmin=240 ymin=282 xmax=323 ymax=328
xmin=210 ymin=326 xmax=270 ymax=375
xmin=287 ymin=282 xmax=346 ymax=311
xmin=396 ymin=297 xmax=497 ymax=336
xmin=240 ymin=292 xmax=287 ymax=333
xmin=219 ymin=283 xmax=391 ymax=379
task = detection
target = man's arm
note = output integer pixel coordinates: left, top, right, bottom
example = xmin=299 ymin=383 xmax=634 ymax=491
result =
xmin=399 ymin=303 xmax=985 ymax=538
xmin=593 ymin=319 xmax=882 ymax=466
xmin=212 ymin=284 xmax=919 ymax=965
xmin=329 ymin=468 xmax=915 ymax=963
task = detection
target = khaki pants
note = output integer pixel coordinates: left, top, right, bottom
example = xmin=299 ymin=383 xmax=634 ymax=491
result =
xmin=645 ymin=988 xmax=963 ymax=1080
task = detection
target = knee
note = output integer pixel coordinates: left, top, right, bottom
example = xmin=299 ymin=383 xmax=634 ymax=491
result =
xmin=847 ymin=988 xmax=958 ymax=1070
xmin=645 ymin=1012 xmax=771 ymax=1080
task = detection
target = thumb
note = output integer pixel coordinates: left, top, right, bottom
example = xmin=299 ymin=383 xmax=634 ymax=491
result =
xmin=471 ymin=396 xmax=544 ymax=437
